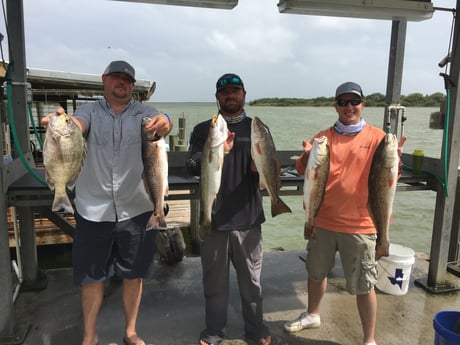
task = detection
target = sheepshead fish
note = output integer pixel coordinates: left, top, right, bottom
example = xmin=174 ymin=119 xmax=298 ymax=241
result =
xmin=43 ymin=111 xmax=86 ymax=214
xmin=251 ymin=116 xmax=291 ymax=217
xmin=368 ymin=133 xmax=399 ymax=258
xmin=303 ymin=136 xmax=329 ymax=239
xmin=200 ymin=114 xmax=228 ymax=236
xmin=142 ymin=117 xmax=169 ymax=230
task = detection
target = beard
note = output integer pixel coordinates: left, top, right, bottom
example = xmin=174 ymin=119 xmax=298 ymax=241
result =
xmin=219 ymin=98 xmax=244 ymax=115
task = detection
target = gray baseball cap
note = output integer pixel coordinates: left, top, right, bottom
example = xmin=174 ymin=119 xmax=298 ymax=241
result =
xmin=335 ymin=82 xmax=363 ymax=99
xmin=103 ymin=60 xmax=136 ymax=82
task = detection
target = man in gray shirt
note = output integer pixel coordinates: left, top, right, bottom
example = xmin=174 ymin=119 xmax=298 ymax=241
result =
xmin=42 ymin=60 xmax=172 ymax=345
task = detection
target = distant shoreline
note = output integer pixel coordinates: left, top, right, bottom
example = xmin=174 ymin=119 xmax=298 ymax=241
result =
xmin=248 ymin=93 xmax=446 ymax=107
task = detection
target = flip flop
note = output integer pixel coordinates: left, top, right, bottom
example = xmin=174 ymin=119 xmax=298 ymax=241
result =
xmin=123 ymin=335 xmax=146 ymax=345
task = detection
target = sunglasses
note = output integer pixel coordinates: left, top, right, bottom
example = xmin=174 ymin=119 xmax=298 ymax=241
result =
xmin=217 ymin=76 xmax=242 ymax=87
xmin=336 ymin=98 xmax=363 ymax=107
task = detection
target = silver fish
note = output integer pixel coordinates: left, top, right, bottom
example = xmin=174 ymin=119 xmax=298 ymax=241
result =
xmin=142 ymin=117 xmax=169 ymax=230
xmin=199 ymin=114 xmax=228 ymax=236
xmin=251 ymin=116 xmax=291 ymax=217
xmin=43 ymin=112 xmax=87 ymax=214
xmin=303 ymin=136 xmax=329 ymax=239
xmin=368 ymin=133 xmax=399 ymax=258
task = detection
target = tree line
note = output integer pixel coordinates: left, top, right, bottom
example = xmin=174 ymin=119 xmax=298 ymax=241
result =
xmin=248 ymin=92 xmax=446 ymax=107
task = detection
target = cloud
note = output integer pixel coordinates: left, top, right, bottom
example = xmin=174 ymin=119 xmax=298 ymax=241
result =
xmin=0 ymin=0 xmax=455 ymax=101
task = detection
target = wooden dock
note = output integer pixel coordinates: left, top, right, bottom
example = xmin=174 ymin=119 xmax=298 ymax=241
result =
xmin=7 ymin=193 xmax=192 ymax=247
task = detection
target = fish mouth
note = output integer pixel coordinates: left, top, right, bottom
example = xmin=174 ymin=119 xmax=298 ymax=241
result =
xmin=210 ymin=114 xmax=220 ymax=128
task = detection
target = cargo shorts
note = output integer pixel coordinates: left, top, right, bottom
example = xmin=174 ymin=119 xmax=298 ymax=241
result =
xmin=305 ymin=227 xmax=378 ymax=295
xmin=72 ymin=211 xmax=156 ymax=285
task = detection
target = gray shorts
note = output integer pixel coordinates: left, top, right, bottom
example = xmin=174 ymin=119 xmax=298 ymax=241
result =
xmin=72 ymin=211 xmax=155 ymax=285
xmin=306 ymin=227 xmax=378 ymax=295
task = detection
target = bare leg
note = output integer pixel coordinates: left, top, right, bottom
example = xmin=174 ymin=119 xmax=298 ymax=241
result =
xmin=81 ymin=281 xmax=104 ymax=345
xmin=307 ymin=277 xmax=327 ymax=314
xmin=123 ymin=278 xmax=143 ymax=342
xmin=357 ymin=288 xmax=377 ymax=344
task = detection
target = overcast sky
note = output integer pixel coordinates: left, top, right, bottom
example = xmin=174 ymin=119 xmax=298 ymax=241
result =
xmin=1 ymin=0 xmax=456 ymax=102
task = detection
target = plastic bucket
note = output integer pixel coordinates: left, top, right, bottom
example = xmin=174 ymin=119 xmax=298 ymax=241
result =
xmin=376 ymin=243 xmax=415 ymax=295
xmin=433 ymin=310 xmax=460 ymax=345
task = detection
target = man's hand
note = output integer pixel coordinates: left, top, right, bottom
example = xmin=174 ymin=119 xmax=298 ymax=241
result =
xmin=144 ymin=113 xmax=172 ymax=137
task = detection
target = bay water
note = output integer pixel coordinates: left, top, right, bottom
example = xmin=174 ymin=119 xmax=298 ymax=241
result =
xmin=155 ymin=102 xmax=443 ymax=254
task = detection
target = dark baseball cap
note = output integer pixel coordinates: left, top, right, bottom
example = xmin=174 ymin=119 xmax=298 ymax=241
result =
xmin=103 ymin=60 xmax=136 ymax=82
xmin=335 ymin=81 xmax=363 ymax=99
xmin=216 ymin=73 xmax=245 ymax=91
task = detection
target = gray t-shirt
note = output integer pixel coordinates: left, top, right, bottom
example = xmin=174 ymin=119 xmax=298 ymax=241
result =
xmin=74 ymin=98 xmax=160 ymax=222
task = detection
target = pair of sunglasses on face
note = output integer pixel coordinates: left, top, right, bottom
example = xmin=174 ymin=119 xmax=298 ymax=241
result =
xmin=336 ymin=98 xmax=363 ymax=107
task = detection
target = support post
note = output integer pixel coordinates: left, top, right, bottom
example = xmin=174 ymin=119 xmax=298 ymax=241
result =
xmin=383 ymin=19 xmax=407 ymax=136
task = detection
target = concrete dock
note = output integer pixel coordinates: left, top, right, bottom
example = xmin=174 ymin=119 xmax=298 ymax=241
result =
xmin=10 ymin=247 xmax=460 ymax=345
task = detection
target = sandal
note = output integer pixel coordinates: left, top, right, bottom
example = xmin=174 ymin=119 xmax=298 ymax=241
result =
xmin=245 ymin=335 xmax=272 ymax=345
xmin=198 ymin=340 xmax=221 ymax=345
xmin=198 ymin=333 xmax=222 ymax=345
xmin=123 ymin=335 xmax=146 ymax=345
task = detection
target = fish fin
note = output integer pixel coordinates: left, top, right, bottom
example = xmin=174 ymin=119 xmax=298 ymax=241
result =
xmin=275 ymin=159 xmax=281 ymax=192
xmin=52 ymin=193 xmax=74 ymax=214
xmin=259 ymin=181 xmax=266 ymax=190
xmin=313 ymin=167 xmax=319 ymax=180
xmin=255 ymin=142 xmax=263 ymax=156
xmin=271 ymin=197 xmax=292 ymax=217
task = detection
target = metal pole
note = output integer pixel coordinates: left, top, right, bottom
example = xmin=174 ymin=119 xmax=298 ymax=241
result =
xmin=0 ymin=1 xmax=33 ymax=342
xmin=383 ymin=20 xmax=407 ymax=136
xmin=425 ymin=0 xmax=460 ymax=290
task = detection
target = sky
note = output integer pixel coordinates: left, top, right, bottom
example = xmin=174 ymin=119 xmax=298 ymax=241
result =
xmin=0 ymin=0 xmax=456 ymax=102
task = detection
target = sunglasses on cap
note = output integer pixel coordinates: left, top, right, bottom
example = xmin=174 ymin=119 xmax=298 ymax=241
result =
xmin=217 ymin=76 xmax=243 ymax=88
xmin=336 ymin=98 xmax=363 ymax=107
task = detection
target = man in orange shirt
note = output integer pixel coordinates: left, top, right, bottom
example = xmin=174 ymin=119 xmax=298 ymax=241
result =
xmin=284 ymin=82 xmax=405 ymax=345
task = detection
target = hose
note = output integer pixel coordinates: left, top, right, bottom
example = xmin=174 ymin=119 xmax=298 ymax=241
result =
xmin=6 ymin=62 xmax=47 ymax=186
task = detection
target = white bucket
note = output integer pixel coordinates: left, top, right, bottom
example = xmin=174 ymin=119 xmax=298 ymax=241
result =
xmin=376 ymin=243 xmax=415 ymax=296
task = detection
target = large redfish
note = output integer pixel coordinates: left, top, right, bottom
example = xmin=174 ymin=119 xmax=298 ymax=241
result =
xmin=368 ymin=133 xmax=399 ymax=259
xmin=199 ymin=114 xmax=228 ymax=236
xmin=303 ymin=136 xmax=329 ymax=239
xmin=43 ymin=112 xmax=86 ymax=214
xmin=251 ymin=116 xmax=291 ymax=217
xmin=141 ymin=117 xmax=169 ymax=230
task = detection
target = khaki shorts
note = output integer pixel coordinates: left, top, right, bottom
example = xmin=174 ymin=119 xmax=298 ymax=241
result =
xmin=306 ymin=227 xmax=378 ymax=295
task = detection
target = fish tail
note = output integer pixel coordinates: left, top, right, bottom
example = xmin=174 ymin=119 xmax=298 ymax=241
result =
xmin=146 ymin=213 xmax=167 ymax=231
xmin=304 ymin=222 xmax=315 ymax=240
xmin=198 ymin=221 xmax=212 ymax=240
xmin=271 ymin=197 xmax=292 ymax=217
xmin=52 ymin=193 xmax=74 ymax=214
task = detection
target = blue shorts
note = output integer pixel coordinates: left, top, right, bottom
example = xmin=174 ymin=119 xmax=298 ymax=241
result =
xmin=72 ymin=211 xmax=155 ymax=285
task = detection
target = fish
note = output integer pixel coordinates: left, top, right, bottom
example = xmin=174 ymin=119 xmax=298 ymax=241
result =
xmin=43 ymin=111 xmax=87 ymax=214
xmin=141 ymin=117 xmax=169 ymax=230
xmin=199 ymin=114 xmax=228 ymax=236
xmin=251 ymin=116 xmax=292 ymax=217
xmin=303 ymin=136 xmax=329 ymax=239
xmin=368 ymin=133 xmax=399 ymax=258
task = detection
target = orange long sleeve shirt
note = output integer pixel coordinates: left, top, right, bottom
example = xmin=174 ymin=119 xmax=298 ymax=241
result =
xmin=296 ymin=125 xmax=386 ymax=235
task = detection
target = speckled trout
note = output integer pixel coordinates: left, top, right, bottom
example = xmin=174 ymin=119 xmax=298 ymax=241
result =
xmin=368 ymin=133 xmax=399 ymax=258
xmin=43 ymin=111 xmax=86 ymax=214
xmin=251 ymin=116 xmax=291 ymax=217
xmin=142 ymin=117 xmax=169 ymax=230
xmin=199 ymin=114 xmax=228 ymax=236
xmin=303 ymin=136 xmax=329 ymax=239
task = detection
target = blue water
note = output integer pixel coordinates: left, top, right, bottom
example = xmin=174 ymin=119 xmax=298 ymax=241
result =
xmin=155 ymin=102 xmax=443 ymax=254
